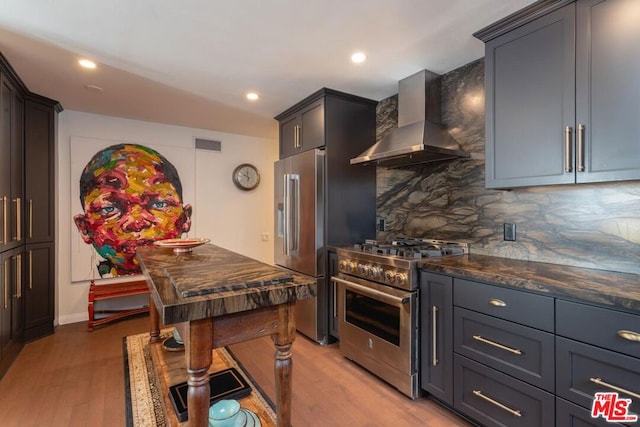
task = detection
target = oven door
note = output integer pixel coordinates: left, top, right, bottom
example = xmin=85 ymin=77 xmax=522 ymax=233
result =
xmin=333 ymin=273 xmax=418 ymax=398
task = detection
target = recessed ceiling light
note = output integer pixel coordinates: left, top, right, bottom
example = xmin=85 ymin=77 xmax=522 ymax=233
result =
xmin=351 ymin=52 xmax=367 ymax=64
xmin=84 ymin=84 xmax=103 ymax=93
xmin=246 ymin=92 xmax=259 ymax=101
xmin=79 ymin=59 xmax=96 ymax=69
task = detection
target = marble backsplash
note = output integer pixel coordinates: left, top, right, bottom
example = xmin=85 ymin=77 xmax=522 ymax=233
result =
xmin=376 ymin=58 xmax=640 ymax=275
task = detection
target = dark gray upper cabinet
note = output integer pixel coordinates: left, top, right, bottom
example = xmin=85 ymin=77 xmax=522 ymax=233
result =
xmin=478 ymin=0 xmax=640 ymax=189
xmin=276 ymin=97 xmax=324 ymax=158
xmin=575 ymin=0 xmax=640 ymax=183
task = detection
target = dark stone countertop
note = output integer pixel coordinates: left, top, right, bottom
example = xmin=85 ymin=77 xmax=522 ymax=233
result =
xmin=419 ymin=254 xmax=640 ymax=314
xmin=136 ymin=244 xmax=316 ymax=325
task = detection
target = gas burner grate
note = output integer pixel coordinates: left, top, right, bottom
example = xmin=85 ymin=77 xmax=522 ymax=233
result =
xmin=352 ymin=238 xmax=468 ymax=259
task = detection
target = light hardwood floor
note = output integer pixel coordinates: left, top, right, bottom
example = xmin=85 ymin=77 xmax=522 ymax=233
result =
xmin=0 ymin=316 xmax=472 ymax=426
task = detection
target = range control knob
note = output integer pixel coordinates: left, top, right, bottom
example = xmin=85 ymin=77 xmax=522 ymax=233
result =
xmin=357 ymin=264 xmax=369 ymax=276
xmin=369 ymin=266 xmax=382 ymax=279
xmin=395 ymin=273 xmax=407 ymax=286
xmin=384 ymin=270 xmax=395 ymax=283
xmin=346 ymin=262 xmax=356 ymax=273
xmin=339 ymin=260 xmax=347 ymax=271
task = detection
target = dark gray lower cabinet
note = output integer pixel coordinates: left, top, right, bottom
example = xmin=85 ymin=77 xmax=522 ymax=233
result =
xmin=454 ymin=354 xmax=555 ymax=427
xmin=451 ymin=276 xmax=556 ymax=426
xmin=556 ymin=336 xmax=640 ymax=420
xmin=556 ymin=299 xmax=640 ymax=359
xmin=454 ymin=307 xmax=555 ymax=392
xmin=420 ymin=268 xmax=640 ymax=427
xmin=557 ymin=397 xmax=626 ymax=427
xmin=420 ymin=271 xmax=453 ymax=405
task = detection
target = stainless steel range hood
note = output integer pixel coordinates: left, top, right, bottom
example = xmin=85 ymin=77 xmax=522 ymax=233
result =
xmin=351 ymin=69 xmax=469 ymax=168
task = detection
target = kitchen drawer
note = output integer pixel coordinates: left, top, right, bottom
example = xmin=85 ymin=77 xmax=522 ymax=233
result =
xmin=453 ymin=354 xmax=554 ymax=427
xmin=453 ymin=278 xmax=554 ymax=332
xmin=557 ymin=397 xmax=626 ymax=427
xmin=557 ymin=300 xmax=640 ymax=359
xmin=454 ymin=307 xmax=554 ymax=392
xmin=556 ymin=336 xmax=640 ymax=418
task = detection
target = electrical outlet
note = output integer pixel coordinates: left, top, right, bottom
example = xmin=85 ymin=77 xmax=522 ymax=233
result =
xmin=504 ymin=223 xmax=516 ymax=241
xmin=378 ymin=218 xmax=387 ymax=231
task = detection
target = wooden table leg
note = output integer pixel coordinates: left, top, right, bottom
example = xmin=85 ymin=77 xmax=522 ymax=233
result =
xmin=148 ymin=295 xmax=161 ymax=344
xmin=186 ymin=318 xmax=214 ymax=427
xmin=272 ymin=302 xmax=296 ymax=427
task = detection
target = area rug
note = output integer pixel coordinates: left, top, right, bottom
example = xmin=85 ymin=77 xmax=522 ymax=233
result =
xmin=123 ymin=329 xmax=277 ymax=426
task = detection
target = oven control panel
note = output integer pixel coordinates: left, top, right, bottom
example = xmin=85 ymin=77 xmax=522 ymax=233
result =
xmin=338 ymin=258 xmax=413 ymax=289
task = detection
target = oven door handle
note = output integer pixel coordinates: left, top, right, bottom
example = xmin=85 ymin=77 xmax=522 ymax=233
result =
xmin=331 ymin=276 xmax=409 ymax=306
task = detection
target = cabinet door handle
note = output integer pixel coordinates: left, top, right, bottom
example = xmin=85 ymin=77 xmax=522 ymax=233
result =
xmin=489 ymin=298 xmax=506 ymax=307
xmin=590 ymin=378 xmax=640 ymax=400
xmin=14 ymin=254 xmax=21 ymax=299
xmin=28 ymin=199 xmax=33 ymax=239
xmin=13 ymin=197 xmax=21 ymax=241
xmin=577 ymin=124 xmax=585 ymax=172
xmin=294 ymin=125 xmax=301 ymax=148
xmin=3 ymin=259 xmax=8 ymax=309
xmin=473 ymin=335 xmax=522 ymax=355
xmin=432 ymin=305 xmax=438 ymax=366
xmin=617 ymin=330 xmax=640 ymax=342
xmin=2 ymin=196 xmax=7 ymax=245
xmin=28 ymin=250 xmax=33 ymax=290
xmin=564 ymin=126 xmax=573 ymax=173
xmin=472 ymin=390 xmax=522 ymax=417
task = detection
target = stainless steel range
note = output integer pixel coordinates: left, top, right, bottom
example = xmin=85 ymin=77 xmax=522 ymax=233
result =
xmin=332 ymin=238 xmax=468 ymax=399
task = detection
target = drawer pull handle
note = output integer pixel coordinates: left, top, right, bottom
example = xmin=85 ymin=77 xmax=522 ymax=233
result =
xmin=473 ymin=335 xmax=522 ymax=355
xmin=472 ymin=390 xmax=522 ymax=417
xmin=489 ymin=298 xmax=506 ymax=307
xmin=590 ymin=378 xmax=640 ymax=400
xmin=617 ymin=330 xmax=640 ymax=342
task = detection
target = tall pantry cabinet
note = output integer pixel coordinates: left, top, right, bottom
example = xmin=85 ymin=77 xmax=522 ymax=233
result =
xmin=0 ymin=52 xmax=61 ymax=378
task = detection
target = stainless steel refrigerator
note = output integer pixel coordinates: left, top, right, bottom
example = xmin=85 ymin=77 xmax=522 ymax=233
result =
xmin=274 ymin=89 xmax=377 ymax=344
xmin=274 ymin=148 xmax=327 ymax=343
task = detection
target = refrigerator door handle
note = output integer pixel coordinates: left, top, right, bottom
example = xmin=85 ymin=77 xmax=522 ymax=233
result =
xmin=283 ymin=174 xmax=290 ymax=256
xmin=287 ymin=174 xmax=300 ymax=254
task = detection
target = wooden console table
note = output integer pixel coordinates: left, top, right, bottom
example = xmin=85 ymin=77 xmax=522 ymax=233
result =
xmin=136 ymin=244 xmax=315 ymax=427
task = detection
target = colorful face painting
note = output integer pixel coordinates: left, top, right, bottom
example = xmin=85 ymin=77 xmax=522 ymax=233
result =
xmin=73 ymin=144 xmax=192 ymax=277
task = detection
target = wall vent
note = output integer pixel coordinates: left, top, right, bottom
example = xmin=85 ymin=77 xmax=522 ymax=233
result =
xmin=195 ymin=138 xmax=222 ymax=152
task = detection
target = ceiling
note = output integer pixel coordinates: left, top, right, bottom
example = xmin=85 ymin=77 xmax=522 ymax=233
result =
xmin=0 ymin=0 xmax=535 ymax=139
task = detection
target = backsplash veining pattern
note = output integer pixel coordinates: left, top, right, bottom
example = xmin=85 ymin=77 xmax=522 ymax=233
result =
xmin=376 ymin=59 xmax=640 ymax=275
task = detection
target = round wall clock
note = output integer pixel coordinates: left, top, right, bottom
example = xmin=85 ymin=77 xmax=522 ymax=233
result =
xmin=232 ymin=163 xmax=260 ymax=191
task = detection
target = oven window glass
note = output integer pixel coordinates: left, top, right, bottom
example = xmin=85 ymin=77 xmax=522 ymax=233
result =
xmin=345 ymin=289 xmax=400 ymax=346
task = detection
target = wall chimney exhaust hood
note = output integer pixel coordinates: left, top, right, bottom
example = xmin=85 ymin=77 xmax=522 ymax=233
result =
xmin=351 ymin=69 xmax=469 ymax=168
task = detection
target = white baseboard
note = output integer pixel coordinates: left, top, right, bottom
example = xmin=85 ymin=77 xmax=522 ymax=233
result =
xmin=58 ymin=312 xmax=88 ymax=325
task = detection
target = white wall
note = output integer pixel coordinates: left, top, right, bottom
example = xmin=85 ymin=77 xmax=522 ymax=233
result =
xmin=57 ymin=111 xmax=278 ymax=324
